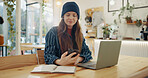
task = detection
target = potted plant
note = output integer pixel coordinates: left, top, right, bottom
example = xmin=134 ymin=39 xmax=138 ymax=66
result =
xmin=113 ymin=2 xmax=135 ymax=24
xmin=3 ymin=0 xmax=16 ymax=55
xmin=136 ymin=19 xmax=142 ymax=27
xmin=125 ymin=16 xmax=132 ymax=23
xmin=102 ymin=25 xmax=112 ymax=39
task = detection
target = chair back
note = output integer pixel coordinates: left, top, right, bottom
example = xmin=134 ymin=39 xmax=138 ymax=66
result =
xmin=0 ymin=35 xmax=4 ymax=45
xmin=0 ymin=54 xmax=38 ymax=70
xmin=37 ymin=50 xmax=45 ymax=64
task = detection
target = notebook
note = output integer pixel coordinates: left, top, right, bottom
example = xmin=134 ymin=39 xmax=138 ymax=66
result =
xmin=77 ymin=40 xmax=121 ymax=70
xmin=31 ymin=64 xmax=76 ymax=74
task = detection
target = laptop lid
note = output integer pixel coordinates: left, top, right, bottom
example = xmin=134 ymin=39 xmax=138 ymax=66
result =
xmin=96 ymin=41 xmax=121 ymax=69
xmin=77 ymin=40 xmax=121 ymax=70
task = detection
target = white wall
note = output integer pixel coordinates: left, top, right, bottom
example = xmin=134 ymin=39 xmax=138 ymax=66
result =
xmin=53 ymin=0 xmax=148 ymax=39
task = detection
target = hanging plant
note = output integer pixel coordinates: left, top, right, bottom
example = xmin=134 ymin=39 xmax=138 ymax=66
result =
xmin=112 ymin=2 xmax=135 ymax=24
xmin=3 ymin=0 xmax=16 ymax=55
xmin=42 ymin=0 xmax=47 ymax=13
xmin=42 ymin=0 xmax=47 ymax=34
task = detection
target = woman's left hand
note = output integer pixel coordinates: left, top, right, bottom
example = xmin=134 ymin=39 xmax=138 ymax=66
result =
xmin=55 ymin=52 xmax=80 ymax=65
xmin=74 ymin=57 xmax=84 ymax=65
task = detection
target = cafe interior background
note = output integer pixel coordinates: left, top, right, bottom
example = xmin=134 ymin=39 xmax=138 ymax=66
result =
xmin=0 ymin=0 xmax=148 ymax=56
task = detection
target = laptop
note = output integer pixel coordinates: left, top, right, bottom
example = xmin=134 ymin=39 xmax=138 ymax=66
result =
xmin=77 ymin=40 xmax=121 ymax=70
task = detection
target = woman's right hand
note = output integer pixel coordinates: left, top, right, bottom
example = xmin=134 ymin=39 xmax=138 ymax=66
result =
xmin=54 ymin=51 xmax=80 ymax=66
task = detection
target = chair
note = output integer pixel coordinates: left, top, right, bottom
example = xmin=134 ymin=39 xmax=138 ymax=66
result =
xmin=37 ymin=50 xmax=45 ymax=64
xmin=0 ymin=54 xmax=38 ymax=70
xmin=20 ymin=43 xmax=33 ymax=55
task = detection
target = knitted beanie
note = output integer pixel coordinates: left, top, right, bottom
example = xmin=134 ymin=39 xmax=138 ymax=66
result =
xmin=61 ymin=2 xmax=80 ymax=19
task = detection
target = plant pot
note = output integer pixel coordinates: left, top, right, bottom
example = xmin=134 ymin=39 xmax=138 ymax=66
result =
xmin=0 ymin=35 xmax=4 ymax=45
xmin=126 ymin=17 xmax=133 ymax=23
xmin=103 ymin=33 xmax=110 ymax=40
xmin=134 ymin=21 xmax=137 ymax=23
xmin=136 ymin=20 xmax=142 ymax=27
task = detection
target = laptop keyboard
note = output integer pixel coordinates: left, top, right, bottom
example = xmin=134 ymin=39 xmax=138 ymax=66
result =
xmin=84 ymin=61 xmax=96 ymax=67
xmin=86 ymin=61 xmax=96 ymax=65
xmin=87 ymin=64 xmax=96 ymax=67
xmin=77 ymin=61 xmax=97 ymax=68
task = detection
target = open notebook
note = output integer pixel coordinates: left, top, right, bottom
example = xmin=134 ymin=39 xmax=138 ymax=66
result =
xmin=31 ymin=64 xmax=76 ymax=74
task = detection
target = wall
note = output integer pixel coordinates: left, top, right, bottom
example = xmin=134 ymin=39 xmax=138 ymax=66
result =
xmin=53 ymin=0 xmax=148 ymax=39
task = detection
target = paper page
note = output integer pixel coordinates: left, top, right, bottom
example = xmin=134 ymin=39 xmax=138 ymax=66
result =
xmin=31 ymin=65 xmax=57 ymax=73
xmin=53 ymin=66 xmax=76 ymax=73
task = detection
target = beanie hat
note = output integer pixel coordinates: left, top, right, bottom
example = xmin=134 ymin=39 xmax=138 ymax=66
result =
xmin=61 ymin=2 xmax=80 ymax=19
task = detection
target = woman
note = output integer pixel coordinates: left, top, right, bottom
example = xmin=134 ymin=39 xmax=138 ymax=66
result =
xmin=44 ymin=2 xmax=92 ymax=66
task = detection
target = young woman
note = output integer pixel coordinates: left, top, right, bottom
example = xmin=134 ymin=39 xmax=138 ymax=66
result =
xmin=44 ymin=2 xmax=92 ymax=66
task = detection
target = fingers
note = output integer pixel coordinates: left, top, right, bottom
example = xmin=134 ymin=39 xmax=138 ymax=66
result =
xmin=74 ymin=57 xmax=80 ymax=65
xmin=67 ymin=52 xmax=77 ymax=58
xmin=72 ymin=54 xmax=79 ymax=61
xmin=61 ymin=51 xmax=68 ymax=58
xmin=73 ymin=54 xmax=80 ymax=59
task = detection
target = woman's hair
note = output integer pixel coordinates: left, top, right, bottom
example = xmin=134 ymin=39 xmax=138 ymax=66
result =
xmin=0 ymin=16 xmax=4 ymax=24
xmin=58 ymin=19 xmax=83 ymax=53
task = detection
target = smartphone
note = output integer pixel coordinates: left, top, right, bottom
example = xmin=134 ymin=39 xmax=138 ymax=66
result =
xmin=67 ymin=49 xmax=79 ymax=57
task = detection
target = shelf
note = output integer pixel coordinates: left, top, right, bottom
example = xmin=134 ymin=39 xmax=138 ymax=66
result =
xmin=87 ymin=32 xmax=96 ymax=34
xmin=127 ymin=22 xmax=147 ymax=25
xmin=143 ymin=22 xmax=147 ymax=25
xmin=127 ymin=23 xmax=135 ymax=24
xmin=85 ymin=25 xmax=92 ymax=27
xmin=86 ymin=26 xmax=92 ymax=30
xmin=85 ymin=36 xmax=96 ymax=38
xmin=85 ymin=24 xmax=97 ymax=38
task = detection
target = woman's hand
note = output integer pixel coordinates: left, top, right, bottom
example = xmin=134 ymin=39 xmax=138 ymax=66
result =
xmin=74 ymin=57 xmax=84 ymax=65
xmin=55 ymin=51 xmax=80 ymax=66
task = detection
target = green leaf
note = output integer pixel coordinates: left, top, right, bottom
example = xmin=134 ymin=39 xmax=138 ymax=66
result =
xmin=112 ymin=12 xmax=116 ymax=16
xmin=8 ymin=53 xmax=10 ymax=55
xmin=114 ymin=19 xmax=117 ymax=25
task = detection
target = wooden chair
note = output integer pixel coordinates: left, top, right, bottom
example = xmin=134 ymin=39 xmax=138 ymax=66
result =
xmin=0 ymin=54 xmax=38 ymax=70
xmin=37 ymin=50 xmax=45 ymax=64
xmin=20 ymin=43 xmax=33 ymax=55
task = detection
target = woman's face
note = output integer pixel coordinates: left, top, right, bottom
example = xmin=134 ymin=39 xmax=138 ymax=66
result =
xmin=63 ymin=12 xmax=78 ymax=29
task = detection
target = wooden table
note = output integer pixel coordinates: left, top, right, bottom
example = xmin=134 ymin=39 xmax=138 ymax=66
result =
xmin=0 ymin=55 xmax=148 ymax=78
xmin=21 ymin=45 xmax=45 ymax=50
xmin=0 ymin=45 xmax=7 ymax=57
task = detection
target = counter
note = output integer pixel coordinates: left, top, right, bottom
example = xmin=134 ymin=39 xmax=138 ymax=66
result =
xmin=94 ymin=39 xmax=148 ymax=57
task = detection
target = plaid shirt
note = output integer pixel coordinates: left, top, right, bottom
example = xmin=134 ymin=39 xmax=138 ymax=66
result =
xmin=44 ymin=27 xmax=93 ymax=64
